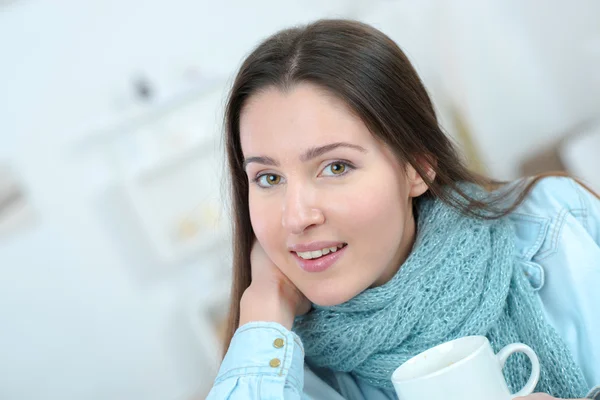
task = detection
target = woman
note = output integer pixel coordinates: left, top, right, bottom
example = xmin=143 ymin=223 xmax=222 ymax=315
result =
xmin=207 ymin=19 xmax=600 ymax=399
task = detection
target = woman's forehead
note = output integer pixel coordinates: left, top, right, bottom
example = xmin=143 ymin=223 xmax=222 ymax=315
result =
xmin=239 ymin=84 xmax=373 ymax=156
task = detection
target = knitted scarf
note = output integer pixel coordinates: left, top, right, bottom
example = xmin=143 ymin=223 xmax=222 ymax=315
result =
xmin=293 ymin=185 xmax=589 ymax=398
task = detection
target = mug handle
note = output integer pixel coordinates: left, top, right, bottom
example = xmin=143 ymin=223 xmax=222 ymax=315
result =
xmin=496 ymin=343 xmax=541 ymax=399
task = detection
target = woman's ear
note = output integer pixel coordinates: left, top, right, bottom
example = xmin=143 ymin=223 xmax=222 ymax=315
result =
xmin=406 ymin=157 xmax=436 ymax=198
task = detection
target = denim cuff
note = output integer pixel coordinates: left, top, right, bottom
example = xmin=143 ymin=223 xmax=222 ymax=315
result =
xmin=215 ymin=321 xmax=305 ymax=391
xmin=588 ymin=386 xmax=600 ymax=400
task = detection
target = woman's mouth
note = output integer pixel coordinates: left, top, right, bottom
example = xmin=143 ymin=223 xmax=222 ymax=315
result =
xmin=292 ymin=243 xmax=347 ymax=273
xmin=294 ymin=243 xmax=346 ymax=259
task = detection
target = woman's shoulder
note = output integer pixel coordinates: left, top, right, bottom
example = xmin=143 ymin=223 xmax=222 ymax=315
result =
xmin=500 ymin=176 xmax=600 ymax=290
xmin=510 ymin=176 xmax=592 ymax=219
xmin=505 ymin=176 xmax=600 ymax=388
xmin=506 ymin=176 xmax=599 ymax=250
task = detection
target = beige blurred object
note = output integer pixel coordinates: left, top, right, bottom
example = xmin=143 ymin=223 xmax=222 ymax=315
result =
xmin=0 ymin=164 xmax=37 ymax=238
xmin=559 ymin=121 xmax=600 ymax=191
xmin=520 ymin=143 xmax=566 ymax=176
xmin=520 ymin=121 xmax=600 ymax=192
xmin=449 ymin=104 xmax=488 ymax=175
xmin=207 ymin=303 xmax=229 ymax=347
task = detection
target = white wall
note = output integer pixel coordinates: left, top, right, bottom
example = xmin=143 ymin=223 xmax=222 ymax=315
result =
xmin=0 ymin=1 xmax=353 ymax=399
xmin=432 ymin=0 xmax=600 ymax=178
xmin=361 ymin=0 xmax=600 ymax=179
xmin=1 ymin=1 xmax=598 ymax=399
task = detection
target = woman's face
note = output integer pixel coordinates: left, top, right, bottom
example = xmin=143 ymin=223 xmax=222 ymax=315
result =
xmin=239 ymin=83 xmax=429 ymax=306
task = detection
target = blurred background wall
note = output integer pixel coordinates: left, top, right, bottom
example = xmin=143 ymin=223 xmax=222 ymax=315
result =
xmin=0 ymin=0 xmax=598 ymax=399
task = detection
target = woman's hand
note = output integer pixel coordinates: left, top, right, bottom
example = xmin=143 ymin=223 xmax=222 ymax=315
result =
xmin=239 ymin=240 xmax=312 ymax=329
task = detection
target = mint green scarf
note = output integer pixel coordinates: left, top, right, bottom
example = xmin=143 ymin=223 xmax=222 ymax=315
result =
xmin=293 ymin=185 xmax=588 ymax=398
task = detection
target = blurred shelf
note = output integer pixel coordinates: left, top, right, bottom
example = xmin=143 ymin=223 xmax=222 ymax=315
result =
xmin=190 ymin=275 xmax=231 ymax=379
xmin=131 ymin=138 xmax=219 ymax=183
xmin=119 ymin=143 xmax=229 ymax=266
xmin=74 ymin=73 xmax=232 ymax=267
xmin=72 ymin=77 xmax=228 ymax=154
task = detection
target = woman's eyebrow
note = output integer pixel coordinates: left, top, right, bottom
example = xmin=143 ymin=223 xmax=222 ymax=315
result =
xmin=300 ymin=142 xmax=367 ymax=162
xmin=243 ymin=142 xmax=366 ymax=169
xmin=243 ymin=156 xmax=278 ymax=169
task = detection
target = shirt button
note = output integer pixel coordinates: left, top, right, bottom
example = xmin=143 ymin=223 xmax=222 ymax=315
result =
xmin=269 ymin=358 xmax=281 ymax=368
xmin=273 ymin=338 xmax=285 ymax=348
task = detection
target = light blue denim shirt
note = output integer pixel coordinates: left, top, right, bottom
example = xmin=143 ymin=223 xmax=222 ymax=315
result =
xmin=207 ymin=177 xmax=600 ymax=399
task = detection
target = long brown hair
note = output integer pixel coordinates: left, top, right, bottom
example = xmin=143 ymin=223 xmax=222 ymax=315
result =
xmin=221 ymin=19 xmax=597 ymax=357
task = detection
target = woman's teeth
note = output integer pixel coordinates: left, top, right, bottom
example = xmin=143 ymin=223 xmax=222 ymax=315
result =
xmin=296 ymin=244 xmax=345 ymax=260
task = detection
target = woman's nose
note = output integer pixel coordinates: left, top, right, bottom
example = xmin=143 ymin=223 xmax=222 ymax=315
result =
xmin=281 ymin=185 xmax=325 ymax=234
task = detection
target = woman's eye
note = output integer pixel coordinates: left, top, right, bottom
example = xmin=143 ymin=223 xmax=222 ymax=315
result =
xmin=256 ymin=174 xmax=282 ymax=187
xmin=321 ymin=162 xmax=351 ymax=177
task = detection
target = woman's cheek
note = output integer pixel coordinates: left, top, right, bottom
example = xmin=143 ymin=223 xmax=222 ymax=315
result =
xmin=250 ymin=214 xmax=270 ymax=244
xmin=250 ymin=203 xmax=282 ymax=257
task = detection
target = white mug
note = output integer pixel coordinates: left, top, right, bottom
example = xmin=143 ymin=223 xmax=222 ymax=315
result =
xmin=391 ymin=336 xmax=540 ymax=400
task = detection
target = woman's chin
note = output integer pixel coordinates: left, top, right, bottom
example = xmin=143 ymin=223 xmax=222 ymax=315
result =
xmin=305 ymin=288 xmax=358 ymax=307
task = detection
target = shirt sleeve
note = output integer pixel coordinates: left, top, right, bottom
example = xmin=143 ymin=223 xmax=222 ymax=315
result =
xmin=575 ymin=180 xmax=600 ymax=245
xmin=579 ymin=183 xmax=600 ymax=397
xmin=206 ymin=321 xmax=305 ymax=399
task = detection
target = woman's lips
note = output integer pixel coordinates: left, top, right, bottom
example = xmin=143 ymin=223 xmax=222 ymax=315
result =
xmin=293 ymin=245 xmax=347 ymax=273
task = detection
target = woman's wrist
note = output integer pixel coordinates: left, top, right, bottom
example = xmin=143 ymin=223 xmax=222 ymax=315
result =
xmin=239 ymin=285 xmax=296 ymax=329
